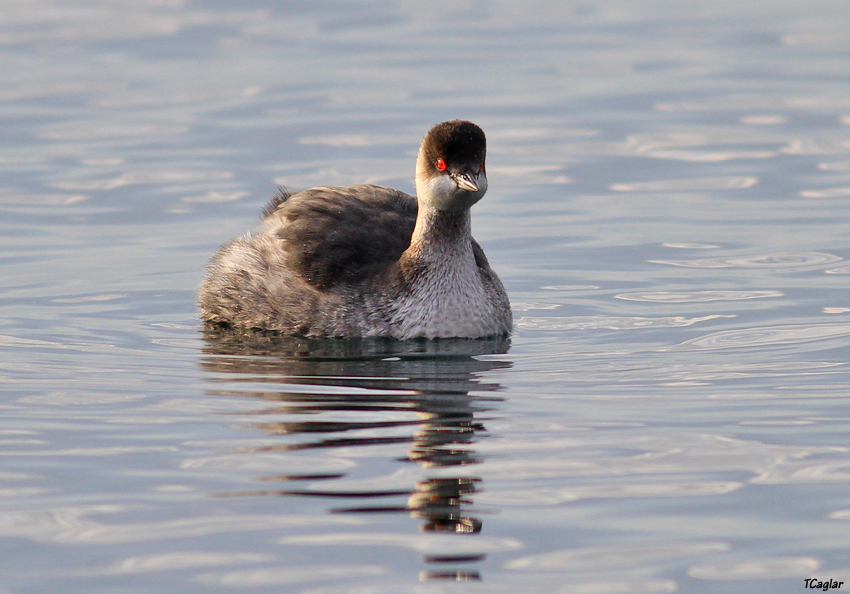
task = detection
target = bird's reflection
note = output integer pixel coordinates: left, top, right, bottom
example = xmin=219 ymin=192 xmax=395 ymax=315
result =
xmin=199 ymin=330 xmax=511 ymax=580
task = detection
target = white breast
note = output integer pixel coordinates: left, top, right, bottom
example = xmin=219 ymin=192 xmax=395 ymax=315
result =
xmin=388 ymin=252 xmax=501 ymax=339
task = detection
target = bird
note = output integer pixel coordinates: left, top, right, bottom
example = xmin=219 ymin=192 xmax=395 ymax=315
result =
xmin=197 ymin=119 xmax=512 ymax=339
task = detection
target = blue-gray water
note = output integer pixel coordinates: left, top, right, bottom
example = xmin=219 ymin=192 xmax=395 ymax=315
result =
xmin=3 ymin=1 xmax=850 ymax=593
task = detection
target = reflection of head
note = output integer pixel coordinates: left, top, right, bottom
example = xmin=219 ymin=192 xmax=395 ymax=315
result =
xmin=409 ymin=477 xmax=482 ymax=534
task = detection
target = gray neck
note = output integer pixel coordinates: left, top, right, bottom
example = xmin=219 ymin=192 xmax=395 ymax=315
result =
xmin=409 ymin=206 xmax=473 ymax=261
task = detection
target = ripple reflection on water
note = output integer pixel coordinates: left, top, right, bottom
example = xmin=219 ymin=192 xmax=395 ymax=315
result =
xmin=199 ymin=332 xmax=512 ymax=573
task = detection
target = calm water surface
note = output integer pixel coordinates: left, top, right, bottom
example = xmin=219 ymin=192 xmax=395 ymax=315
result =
xmin=3 ymin=1 xmax=850 ymax=592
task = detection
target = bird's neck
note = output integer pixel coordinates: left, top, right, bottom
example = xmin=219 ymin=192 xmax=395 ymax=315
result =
xmin=408 ymin=206 xmax=473 ymax=261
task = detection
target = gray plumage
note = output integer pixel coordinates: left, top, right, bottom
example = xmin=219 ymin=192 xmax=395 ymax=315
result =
xmin=197 ymin=120 xmax=512 ymax=339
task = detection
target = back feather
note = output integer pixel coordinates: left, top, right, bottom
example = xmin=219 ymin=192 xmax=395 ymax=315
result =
xmin=263 ymin=184 xmax=418 ymax=290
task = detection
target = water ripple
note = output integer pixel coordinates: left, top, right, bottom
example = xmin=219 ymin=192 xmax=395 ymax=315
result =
xmin=555 ymin=580 xmax=678 ymax=594
xmin=273 ymin=162 xmax=406 ymax=188
xmin=52 ymin=293 xmax=127 ymax=304
xmin=0 ymin=506 xmax=361 ymax=544
xmin=782 ymin=138 xmax=850 ymax=155
xmin=652 ymin=252 xmax=842 ymax=269
xmin=754 ymin=462 xmax=850 ymax=484
xmin=0 ymin=488 xmax=48 ymax=498
xmin=477 ymin=481 xmax=742 ymax=506
xmin=281 ymin=580 xmax=677 ymax=594
xmin=611 ymin=176 xmax=758 ymax=192
xmin=517 ymin=315 xmax=731 ymax=331
xmin=279 ymin=532 xmax=523 ymax=554
xmin=641 ymin=149 xmax=776 ymax=162
xmin=687 ymin=556 xmax=820 ymax=580
xmin=540 ymin=285 xmax=600 ymax=291
xmin=40 ymin=123 xmax=189 ymax=141
xmin=51 ymin=169 xmax=233 ymax=191
xmin=615 ymin=290 xmax=783 ymax=303
xmin=0 ymin=193 xmax=86 ymax=205
xmin=474 ymin=434 xmax=836 ymax=482
xmin=661 ymin=243 xmax=719 ymax=249
xmin=826 ymin=266 xmax=850 ymax=274
xmin=299 ymin=133 xmax=416 ymax=147
xmin=78 ymin=552 xmax=273 ymax=576
xmin=489 ymin=165 xmax=572 ymax=185
xmin=655 ymin=101 xmax=782 ymax=112
xmin=800 ymin=187 xmax=850 ymax=198
xmin=505 ymin=541 xmax=729 ymax=571
xmin=818 ymin=161 xmax=850 ymax=171
xmin=179 ymin=453 xmax=355 ymax=473
xmin=194 ymin=565 xmax=386 ymax=587
xmin=180 ymin=191 xmax=249 ymax=203
xmin=511 ymin=302 xmax=562 ymax=312
xmin=740 ymin=115 xmax=788 ymax=125
xmin=675 ymin=323 xmax=850 ymax=350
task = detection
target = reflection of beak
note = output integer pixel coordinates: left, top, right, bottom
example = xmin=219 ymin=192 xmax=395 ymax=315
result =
xmin=452 ymin=172 xmax=479 ymax=192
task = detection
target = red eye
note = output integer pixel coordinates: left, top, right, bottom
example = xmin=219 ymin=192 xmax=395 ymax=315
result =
xmin=436 ymin=158 xmax=447 ymax=171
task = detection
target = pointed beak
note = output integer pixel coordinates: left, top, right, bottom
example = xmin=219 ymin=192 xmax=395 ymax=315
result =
xmin=452 ymin=172 xmax=480 ymax=192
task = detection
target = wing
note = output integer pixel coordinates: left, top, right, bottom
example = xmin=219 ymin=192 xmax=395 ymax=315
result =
xmin=261 ymin=184 xmax=418 ymax=290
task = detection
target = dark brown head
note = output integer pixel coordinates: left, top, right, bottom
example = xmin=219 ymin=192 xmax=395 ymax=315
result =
xmin=415 ymin=120 xmax=488 ymax=211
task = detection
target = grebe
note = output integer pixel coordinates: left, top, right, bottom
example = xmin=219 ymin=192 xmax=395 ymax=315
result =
xmin=197 ymin=120 xmax=511 ymax=339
